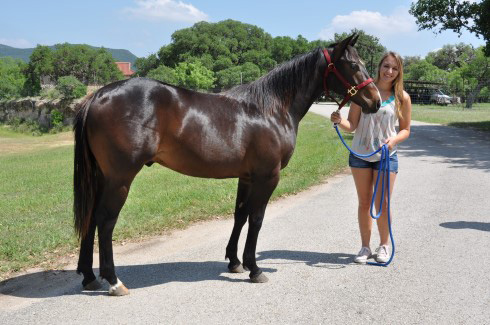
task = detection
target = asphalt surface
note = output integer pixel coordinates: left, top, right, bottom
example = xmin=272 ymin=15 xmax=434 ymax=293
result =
xmin=1 ymin=103 xmax=489 ymax=324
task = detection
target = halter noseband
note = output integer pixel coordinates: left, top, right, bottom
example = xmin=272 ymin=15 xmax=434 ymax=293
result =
xmin=322 ymin=48 xmax=374 ymax=110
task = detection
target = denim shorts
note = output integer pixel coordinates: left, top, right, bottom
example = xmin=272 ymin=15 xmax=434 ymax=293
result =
xmin=349 ymin=152 xmax=399 ymax=173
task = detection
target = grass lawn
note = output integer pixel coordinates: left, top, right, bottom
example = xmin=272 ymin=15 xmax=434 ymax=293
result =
xmin=0 ymin=112 xmax=351 ymax=279
xmin=411 ymin=103 xmax=490 ymax=132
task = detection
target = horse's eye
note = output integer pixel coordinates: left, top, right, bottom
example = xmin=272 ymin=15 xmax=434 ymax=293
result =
xmin=350 ymin=63 xmax=357 ymax=70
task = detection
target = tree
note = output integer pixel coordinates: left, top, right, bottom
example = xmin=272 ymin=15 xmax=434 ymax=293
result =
xmin=25 ymin=44 xmax=124 ymax=90
xmin=0 ymin=57 xmax=27 ymax=99
xmin=174 ymin=61 xmax=215 ymax=90
xmin=333 ymin=29 xmax=387 ymax=76
xmin=215 ymin=63 xmax=261 ymax=89
xmin=134 ymin=54 xmax=159 ymax=77
xmin=216 ymin=66 xmax=243 ymax=89
xmin=56 ymin=76 xmax=87 ymax=99
xmin=136 ymin=20 xmax=369 ymax=90
xmin=404 ymin=60 xmax=449 ymax=83
xmin=23 ymin=45 xmax=54 ymax=95
xmin=270 ymin=35 xmax=323 ymax=67
xmin=425 ymin=43 xmax=475 ymax=70
xmin=91 ymin=48 xmax=124 ymax=85
xmin=458 ymin=47 xmax=490 ymax=108
xmin=403 ymin=55 xmax=422 ymax=72
xmin=147 ymin=65 xmax=178 ymax=85
xmin=410 ymin=0 xmax=490 ymax=56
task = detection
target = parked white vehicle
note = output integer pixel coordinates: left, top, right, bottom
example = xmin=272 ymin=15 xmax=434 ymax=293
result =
xmin=430 ymin=89 xmax=452 ymax=105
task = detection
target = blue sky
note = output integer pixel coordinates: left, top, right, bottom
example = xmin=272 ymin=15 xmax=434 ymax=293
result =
xmin=1 ymin=0 xmax=485 ymax=58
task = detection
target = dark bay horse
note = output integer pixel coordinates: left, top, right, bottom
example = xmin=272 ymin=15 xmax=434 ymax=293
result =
xmin=73 ymin=34 xmax=381 ymax=295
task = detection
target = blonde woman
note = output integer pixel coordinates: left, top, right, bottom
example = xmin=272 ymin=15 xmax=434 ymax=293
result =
xmin=330 ymin=52 xmax=412 ymax=263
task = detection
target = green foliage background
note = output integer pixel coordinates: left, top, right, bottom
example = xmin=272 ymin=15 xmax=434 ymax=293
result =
xmin=0 ymin=18 xmax=488 ymax=107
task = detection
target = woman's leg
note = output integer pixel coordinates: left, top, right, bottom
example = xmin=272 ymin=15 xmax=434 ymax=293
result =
xmin=351 ymin=167 xmax=375 ymax=248
xmin=373 ymin=171 xmax=397 ymax=246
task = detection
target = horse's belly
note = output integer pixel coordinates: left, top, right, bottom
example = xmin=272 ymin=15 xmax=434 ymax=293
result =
xmin=154 ymin=148 xmax=244 ymax=179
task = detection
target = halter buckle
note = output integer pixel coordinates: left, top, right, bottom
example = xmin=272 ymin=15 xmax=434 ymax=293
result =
xmin=347 ymin=86 xmax=358 ymax=97
xmin=327 ymin=63 xmax=335 ymax=70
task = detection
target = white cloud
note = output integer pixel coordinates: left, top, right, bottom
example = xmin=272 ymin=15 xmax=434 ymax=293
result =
xmin=122 ymin=0 xmax=208 ymax=23
xmin=0 ymin=38 xmax=33 ymax=48
xmin=319 ymin=7 xmax=416 ymax=41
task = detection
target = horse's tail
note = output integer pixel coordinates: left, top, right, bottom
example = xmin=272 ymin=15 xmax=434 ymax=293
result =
xmin=73 ymin=92 xmax=97 ymax=240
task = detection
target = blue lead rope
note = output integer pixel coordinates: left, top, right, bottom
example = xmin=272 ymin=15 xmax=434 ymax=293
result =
xmin=334 ymin=124 xmax=395 ymax=267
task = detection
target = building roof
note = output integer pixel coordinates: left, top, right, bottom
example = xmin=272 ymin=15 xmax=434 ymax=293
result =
xmin=115 ymin=62 xmax=135 ymax=77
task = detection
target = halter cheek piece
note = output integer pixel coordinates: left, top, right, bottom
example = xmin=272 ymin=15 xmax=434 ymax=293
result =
xmin=322 ymin=48 xmax=374 ymax=110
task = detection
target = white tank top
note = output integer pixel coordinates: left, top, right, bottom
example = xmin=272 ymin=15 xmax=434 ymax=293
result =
xmin=351 ymin=95 xmax=398 ymax=162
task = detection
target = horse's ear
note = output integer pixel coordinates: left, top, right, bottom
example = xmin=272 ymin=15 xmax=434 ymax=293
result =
xmin=332 ymin=34 xmax=355 ymax=62
xmin=350 ymin=34 xmax=359 ymax=47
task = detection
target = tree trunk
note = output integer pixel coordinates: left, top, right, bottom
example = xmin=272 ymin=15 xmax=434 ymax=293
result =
xmin=465 ymin=79 xmax=488 ymax=109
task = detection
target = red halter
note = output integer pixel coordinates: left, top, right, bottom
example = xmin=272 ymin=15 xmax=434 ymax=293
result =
xmin=322 ymin=48 xmax=374 ymax=110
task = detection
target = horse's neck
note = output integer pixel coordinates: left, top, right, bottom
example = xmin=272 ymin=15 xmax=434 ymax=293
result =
xmin=288 ymin=63 xmax=324 ymax=124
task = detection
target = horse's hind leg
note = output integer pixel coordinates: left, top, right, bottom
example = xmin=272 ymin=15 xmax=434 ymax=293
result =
xmin=242 ymin=173 xmax=279 ymax=283
xmin=96 ymin=173 xmax=139 ymax=296
xmin=226 ymin=179 xmax=252 ymax=273
xmin=77 ymin=214 xmax=101 ymax=290
xmin=77 ymin=174 xmax=104 ymax=291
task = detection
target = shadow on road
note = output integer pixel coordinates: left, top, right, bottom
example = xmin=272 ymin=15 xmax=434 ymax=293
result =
xmin=0 ymin=261 xmax=277 ymax=299
xmin=440 ymin=221 xmax=490 ymax=232
xmin=400 ymin=125 xmax=490 ymax=172
xmin=257 ymin=250 xmax=355 ymax=268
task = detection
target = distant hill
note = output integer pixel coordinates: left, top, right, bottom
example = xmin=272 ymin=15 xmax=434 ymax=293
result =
xmin=0 ymin=44 xmax=138 ymax=66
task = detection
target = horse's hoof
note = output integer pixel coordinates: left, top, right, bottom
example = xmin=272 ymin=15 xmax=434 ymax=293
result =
xmin=83 ymin=279 xmax=102 ymax=291
xmin=108 ymin=279 xmax=129 ymax=296
xmin=229 ymin=264 xmax=245 ymax=273
xmin=250 ymin=272 xmax=269 ymax=283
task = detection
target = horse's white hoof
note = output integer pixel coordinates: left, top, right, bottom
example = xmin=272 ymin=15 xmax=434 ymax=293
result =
xmin=108 ymin=278 xmax=130 ymax=296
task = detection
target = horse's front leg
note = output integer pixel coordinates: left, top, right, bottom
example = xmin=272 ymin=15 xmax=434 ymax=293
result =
xmin=242 ymin=173 xmax=279 ymax=283
xmin=225 ymin=179 xmax=251 ymax=273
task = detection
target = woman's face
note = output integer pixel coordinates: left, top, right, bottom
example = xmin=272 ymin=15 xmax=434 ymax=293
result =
xmin=379 ymin=55 xmax=399 ymax=84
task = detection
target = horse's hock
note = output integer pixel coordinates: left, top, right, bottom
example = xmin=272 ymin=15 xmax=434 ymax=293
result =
xmin=0 ymin=97 xmax=80 ymax=128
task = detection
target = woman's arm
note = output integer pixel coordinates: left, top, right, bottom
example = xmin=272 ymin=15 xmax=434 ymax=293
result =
xmin=330 ymin=102 xmax=362 ymax=132
xmin=385 ymin=91 xmax=412 ymax=150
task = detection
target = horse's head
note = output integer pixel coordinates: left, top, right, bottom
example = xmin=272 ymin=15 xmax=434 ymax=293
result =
xmin=324 ymin=34 xmax=381 ymax=114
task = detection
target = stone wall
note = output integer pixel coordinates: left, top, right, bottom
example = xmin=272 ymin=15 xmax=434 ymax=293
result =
xmin=0 ymin=97 xmax=83 ymax=129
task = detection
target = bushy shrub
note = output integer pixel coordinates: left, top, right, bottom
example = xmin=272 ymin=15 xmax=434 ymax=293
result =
xmin=40 ymin=87 xmax=61 ymax=100
xmin=56 ymin=76 xmax=87 ymax=99
xmin=50 ymin=109 xmax=64 ymax=129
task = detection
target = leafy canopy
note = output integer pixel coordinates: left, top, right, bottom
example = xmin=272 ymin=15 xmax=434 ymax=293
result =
xmin=410 ymin=0 xmax=490 ymax=56
xmin=23 ymin=44 xmax=124 ymax=96
xmin=0 ymin=57 xmax=27 ymax=99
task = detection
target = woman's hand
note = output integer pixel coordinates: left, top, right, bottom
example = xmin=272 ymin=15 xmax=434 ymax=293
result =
xmin=384 ymin=137 xmax=398 ymax=151
xmin=330 ymin=110 xmax=342 ymax=124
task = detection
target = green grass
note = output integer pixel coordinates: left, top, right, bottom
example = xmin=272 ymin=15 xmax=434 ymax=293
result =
xmin=411 ymin=103 xmax=490 ymax=132
xmin=0 ymin=112 xmax=350 ymax=279
xmin=0 ymin=125 xmax=29 ymax=138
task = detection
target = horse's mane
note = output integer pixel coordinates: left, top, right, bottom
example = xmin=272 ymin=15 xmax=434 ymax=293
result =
xmin=223 ymin=48 xmax=323 ymax=115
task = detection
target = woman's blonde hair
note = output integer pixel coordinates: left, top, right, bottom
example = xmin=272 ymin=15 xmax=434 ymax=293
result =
xmin=376 ymin=51 xmax=404 ymax=120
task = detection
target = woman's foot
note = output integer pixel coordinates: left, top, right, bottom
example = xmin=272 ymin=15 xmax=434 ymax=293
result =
xmin=375 ymin=245 xmax=389 ymax=263
xmin=354 ymin=246 xmax=372 ymax=264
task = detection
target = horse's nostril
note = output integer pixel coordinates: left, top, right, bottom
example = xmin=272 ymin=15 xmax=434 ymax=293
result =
xmin=377 ymin=100 xmax=381 ymax=109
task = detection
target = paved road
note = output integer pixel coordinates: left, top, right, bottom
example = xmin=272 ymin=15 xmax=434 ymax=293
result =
xmin=1 ymin=104 xmax=489 ymax=324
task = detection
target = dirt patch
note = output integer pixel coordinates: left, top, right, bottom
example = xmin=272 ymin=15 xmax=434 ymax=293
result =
xmin=0 ymin=132 xmax=73 ymax=155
